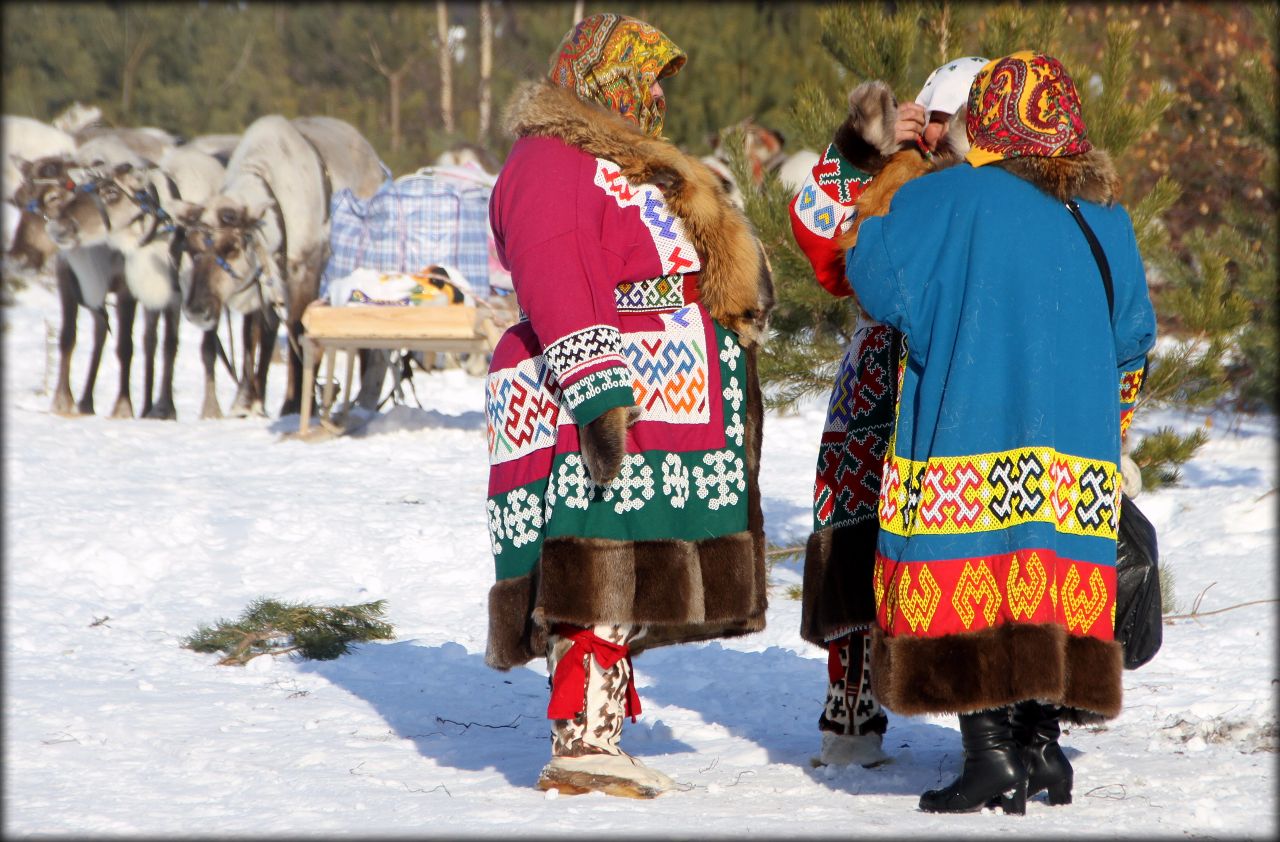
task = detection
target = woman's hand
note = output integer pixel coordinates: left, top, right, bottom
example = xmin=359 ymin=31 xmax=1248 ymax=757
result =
xmin=894 ymin=102 xmax=927 ymax=147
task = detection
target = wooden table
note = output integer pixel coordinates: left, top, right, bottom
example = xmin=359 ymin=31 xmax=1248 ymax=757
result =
xmin=293 ymin=301 xmax=504 ymax=440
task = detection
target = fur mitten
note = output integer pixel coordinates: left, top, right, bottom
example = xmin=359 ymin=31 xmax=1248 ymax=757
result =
xmin=833 ymin=81 xmax=901 ymax=175
xmin=580 ymin=405 xmax=640 ymax=485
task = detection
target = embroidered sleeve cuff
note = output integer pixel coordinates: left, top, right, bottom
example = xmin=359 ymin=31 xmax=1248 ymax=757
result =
xmin=544 ymin=325 xmax=626 ymax=381
xmin=561 ymin=366 xmax=635 ymax=425
xmin=1118 ymin=360 xmax=1147 ymax=445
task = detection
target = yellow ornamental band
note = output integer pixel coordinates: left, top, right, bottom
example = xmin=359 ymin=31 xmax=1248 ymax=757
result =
xmin=878 ymin=445 xmax=1119 ymax=539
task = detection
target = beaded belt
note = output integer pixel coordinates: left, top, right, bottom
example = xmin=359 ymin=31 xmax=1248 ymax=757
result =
xmin=614 ymin=273 xmax=700 ymax=312
xmin=517 ymin=273 xmax=700 ymax=322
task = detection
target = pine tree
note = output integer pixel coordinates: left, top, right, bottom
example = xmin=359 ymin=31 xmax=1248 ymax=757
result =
xmin=1223 ymin=3 xmax=1278 ymax=413
xmin=734 ymin=2 xmax=1251 ymax=490
xmin=741 ymin=2 xmax=916 ymax=410
xmin=183 ymin=598 xmax=395 ymax=666
xmin=743 ymin=0 xmax=1077 ymax=409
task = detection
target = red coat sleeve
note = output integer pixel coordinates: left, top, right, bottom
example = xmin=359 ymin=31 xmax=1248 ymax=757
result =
xmin=788 ymin=143 xmax=875 ymax=298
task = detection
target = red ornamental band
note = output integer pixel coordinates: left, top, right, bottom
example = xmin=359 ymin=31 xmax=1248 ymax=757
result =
xmin=873 ymin=549 xmax=1117 ymax=639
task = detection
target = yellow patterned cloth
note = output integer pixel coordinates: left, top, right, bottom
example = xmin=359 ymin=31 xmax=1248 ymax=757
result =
xmin=965 ymin=51 xmax=1093 ymax=168
xmin=549 ymin=13 xmax=686 ymax=138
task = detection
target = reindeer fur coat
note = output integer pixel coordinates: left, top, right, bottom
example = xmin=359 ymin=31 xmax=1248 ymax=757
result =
xmin=484 ymin=81 xmax=773 ymax=669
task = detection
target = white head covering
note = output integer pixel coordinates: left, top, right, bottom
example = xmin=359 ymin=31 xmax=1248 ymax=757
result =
xmin=915 ymin=56 xmax=989 ymax=120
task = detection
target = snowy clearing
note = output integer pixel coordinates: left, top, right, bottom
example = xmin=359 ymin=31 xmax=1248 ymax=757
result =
xmin=3 ymin=281 xmax=1276 ymax=838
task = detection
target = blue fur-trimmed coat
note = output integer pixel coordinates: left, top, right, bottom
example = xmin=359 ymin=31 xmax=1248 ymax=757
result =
xmin=848 ymin=152 xmax=1156 ymax=719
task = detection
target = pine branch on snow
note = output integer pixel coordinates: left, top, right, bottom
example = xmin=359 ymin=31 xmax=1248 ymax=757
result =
xmin=183 ymin=597 xmax=395 ymax=666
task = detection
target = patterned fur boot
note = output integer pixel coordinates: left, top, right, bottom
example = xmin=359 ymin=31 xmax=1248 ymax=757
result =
xmin=537 ymin=623 xmax=676 ymax=798
xmin=814 ymin=630 xmax=891 ymax=768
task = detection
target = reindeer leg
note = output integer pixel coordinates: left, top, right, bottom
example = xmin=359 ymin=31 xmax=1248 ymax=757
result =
xmin=230 ymin=313 xmax=257 ymax=417
xmin=199 ymin=329 xmax=223 ymax=419
xmin=355 ymin=350 xmax=389 ymax=410
xmin=146 ymin=302 xmax=179 ymax=420
xmin=50 ymin=259 xmax=79 ymax=417
xmin=110 ymin=286 xmax=137 ymax=419
xmin=76 ymin=305 xmax=108 ymax=416
xmin=256 ymin=308 xmax=279 ymax=418
xmin=140 ymin=308 xmax=159 ymax=417
xmin=278 ymin=315 xmax=307 ymax=418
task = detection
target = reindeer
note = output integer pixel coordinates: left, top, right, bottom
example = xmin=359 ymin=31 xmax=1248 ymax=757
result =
xmin=703 ymin=119 xmax=820 ymax=206
xmin=4 ymin=116 xmax=76 ymax=256
xmin=7 ymin=131 xmax=179 ymax=417
xmin=54 ymin=101 xmax=179 ymax=163
xmin=8 ymin=154 xmax=132 ymax=417
xmin=176 ymin=115 xmax=386 ymax=418
xmin=45 ymin=146 xmax=227 ymax=419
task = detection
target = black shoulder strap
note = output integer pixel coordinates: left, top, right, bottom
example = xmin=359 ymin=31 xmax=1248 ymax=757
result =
xmin=1065 ymin=198 xmax=1114 ymax=319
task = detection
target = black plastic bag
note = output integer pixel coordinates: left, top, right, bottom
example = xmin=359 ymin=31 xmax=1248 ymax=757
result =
xmin=1114 ymin=493 xmax=1163 ymax=670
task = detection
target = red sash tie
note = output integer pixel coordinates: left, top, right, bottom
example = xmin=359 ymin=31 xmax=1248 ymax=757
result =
xmin=827 ymin=638 xmax=847 ymax=686
xmin=546 ymin=624 xmax=642 ymax=722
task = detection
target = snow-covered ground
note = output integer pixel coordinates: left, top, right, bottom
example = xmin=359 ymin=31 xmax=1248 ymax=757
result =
xmin=4 ymin=281 xmax=1276 ymax=838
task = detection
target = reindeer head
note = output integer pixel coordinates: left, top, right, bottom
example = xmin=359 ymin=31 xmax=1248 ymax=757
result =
xmin=45 ymin=162 xmax=163 ymax=251
xmin=712 ymin=120 xmax=787 ymax=186
xmin=179 ymin=196 xmax=271 ymax=329
xmin=5 ymin=155 xmax=78 ymax=271
xmin=44 ymin=163 xmax=133 ymax=249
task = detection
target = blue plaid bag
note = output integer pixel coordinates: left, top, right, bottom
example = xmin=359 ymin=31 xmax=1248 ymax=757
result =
xmin=322 ymin=167 xmax=495 ymax=299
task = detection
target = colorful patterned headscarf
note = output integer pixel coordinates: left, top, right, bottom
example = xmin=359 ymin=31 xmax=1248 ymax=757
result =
xmin=965 ymin=51 xmax=1093 ymax=168
xmin=549 ymin=13 xmax=686 ymax=138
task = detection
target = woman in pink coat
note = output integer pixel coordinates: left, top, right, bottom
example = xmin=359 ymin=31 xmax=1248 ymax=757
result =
xmin=482 ymin=13 xmax=773 ymax=798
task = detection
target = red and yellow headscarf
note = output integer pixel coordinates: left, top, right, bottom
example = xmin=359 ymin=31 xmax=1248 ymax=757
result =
xmin=549 ymin=13 xmax=686 ymax=138
xmin=965 ymin=51 xmax=1093 ymax=167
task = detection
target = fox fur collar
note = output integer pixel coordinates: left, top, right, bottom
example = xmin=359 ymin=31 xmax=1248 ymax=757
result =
xmin=503 ymin=80 xmax=771 ymax=345
xmin=994 ymin=149 xmax=1121 ymax=205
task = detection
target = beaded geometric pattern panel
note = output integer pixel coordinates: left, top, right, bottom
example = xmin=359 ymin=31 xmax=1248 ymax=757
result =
xmin=615 ymin=275 xmax=687 ymax=312
xmin=878 ymin=446 xmax=1120 ymax=539
xmin=624 ymin=305 xmax=710 ymax=424
xmin=813 ymin=325 xmax=899 ymax=530
xmin=486 ymin=355 xmax=562 ymax=466
xmin=543 ymin=324 xmax=626 ymax=385
xmin=593 ymin=157 xmax=701 ymax=276
xmin=823 ymin=325 xmax=896 ymax=433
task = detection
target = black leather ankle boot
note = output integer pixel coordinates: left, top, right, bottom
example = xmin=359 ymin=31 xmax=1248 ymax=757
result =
xmin=919 ymin=706 xmax=1028 ymax=815
xmin=1011 ymin=700 xmax=1073 ymax=805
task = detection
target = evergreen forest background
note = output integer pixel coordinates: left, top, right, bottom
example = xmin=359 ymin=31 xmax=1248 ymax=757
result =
xmin=3 ymin=1 xmax=1276 ymax=485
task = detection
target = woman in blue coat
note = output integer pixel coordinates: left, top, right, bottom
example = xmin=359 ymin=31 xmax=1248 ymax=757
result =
xmin=847 ymin=52 xmax=1157 ymax=814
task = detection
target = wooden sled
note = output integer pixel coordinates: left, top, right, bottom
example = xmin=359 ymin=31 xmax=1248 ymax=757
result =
xmin=285 ymin=299 xmax=510 ymax=442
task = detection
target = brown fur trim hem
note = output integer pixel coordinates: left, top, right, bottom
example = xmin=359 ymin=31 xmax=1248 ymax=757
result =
xmin=503 ymin=81 xmax=771 ymax=346
xmin=799 ymin=525 xmax=879 ymax=647
xmin=993 ymin=149 xmax=1120 ymax=205
xmin=485 ymin=530 xmax=767 ymax=669
xmin=485 ymin=337 xmax=769 ymax=671
xmin=1061 ymin=632 xmax=1125 ymax=718
xmin=870 ymin=623 xmax=1123 ymax=719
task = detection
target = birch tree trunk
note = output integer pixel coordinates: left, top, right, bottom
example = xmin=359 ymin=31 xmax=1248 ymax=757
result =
xmin=478 ymin=0 xmax=493 ymax=141
xmin=121 ymin=30 xmax=152 ymax=117
xmin=365 ymin=36 xmax=416 ymax=154
xmin=437 ymin=0 xmax=455 ymax=135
